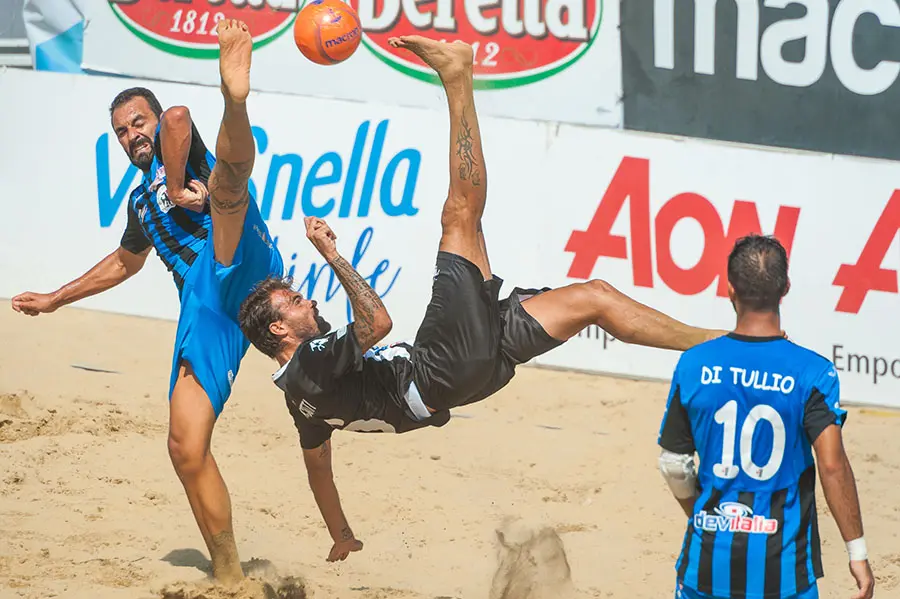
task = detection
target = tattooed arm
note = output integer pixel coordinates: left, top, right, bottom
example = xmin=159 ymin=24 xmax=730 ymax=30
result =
xmin=329 ymin=253 xmax=393 ymax=352
xmin=303 ymin=440 xmax=364 ymax=562
xmin=304 ymin=217 xmax=392 ymax=352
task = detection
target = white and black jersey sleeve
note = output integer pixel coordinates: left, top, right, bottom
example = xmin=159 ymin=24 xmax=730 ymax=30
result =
xmin=285 ymin=395 xmax=335 ymax=450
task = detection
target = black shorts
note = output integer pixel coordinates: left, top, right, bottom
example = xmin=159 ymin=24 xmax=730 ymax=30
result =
xmin=411 ymin=252 xmax=563 ymax=412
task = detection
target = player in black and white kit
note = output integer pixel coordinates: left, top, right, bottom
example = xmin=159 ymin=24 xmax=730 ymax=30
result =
xmin=238 ymin=36 xmax=728 ymax=563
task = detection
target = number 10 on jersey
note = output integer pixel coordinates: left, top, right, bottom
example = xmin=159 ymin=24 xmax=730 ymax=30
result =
xmin=713 ymin=400 xmax=787 ymax=482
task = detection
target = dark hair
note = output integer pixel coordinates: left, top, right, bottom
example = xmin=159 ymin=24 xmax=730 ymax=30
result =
xmin=727 ymin=234 xmax=789 ymax=312
xmin=238 ymin=276 xmax=295 ymax=358
xmin=109 ymin=87 xmax=163 ymax=120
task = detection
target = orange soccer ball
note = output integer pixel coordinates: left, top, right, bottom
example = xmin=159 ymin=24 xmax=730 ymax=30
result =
xmin=293 ymin=0 xmax=362 ymax=65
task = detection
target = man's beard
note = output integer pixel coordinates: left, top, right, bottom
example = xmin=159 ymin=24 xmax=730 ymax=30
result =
xmin=131 ymin=153 xmax=153 ymax=171
xmin=129 ymin=138 xmax=154 ymax=171
xmin=315 ymin=315 xmax=332 ymax=335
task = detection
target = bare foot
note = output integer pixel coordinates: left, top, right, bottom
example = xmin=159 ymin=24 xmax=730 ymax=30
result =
xmin=388 ymin=35 xmax=473 ymax=84
xmin=217 ymin=19 xmax=252 ymax=103
xmin=210 ymin=530 xmax=244 ymax=587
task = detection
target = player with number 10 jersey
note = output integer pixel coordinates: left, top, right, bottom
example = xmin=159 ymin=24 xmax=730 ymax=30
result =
xmin=657 ymin=235 xmax=873 ymax=599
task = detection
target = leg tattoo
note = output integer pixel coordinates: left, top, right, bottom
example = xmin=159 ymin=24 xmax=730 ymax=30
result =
xmin=455 ymin=112 xmax=481 ymax=187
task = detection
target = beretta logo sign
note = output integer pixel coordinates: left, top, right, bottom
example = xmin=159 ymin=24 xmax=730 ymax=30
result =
xmin=108 ymin=0 xmax=297 ymax=59
xmin=348 ymin=0 xmax=604 ymax=89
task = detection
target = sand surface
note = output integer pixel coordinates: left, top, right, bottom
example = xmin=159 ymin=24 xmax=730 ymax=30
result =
xmin=1 ymin=306 xmax=898 ymax=599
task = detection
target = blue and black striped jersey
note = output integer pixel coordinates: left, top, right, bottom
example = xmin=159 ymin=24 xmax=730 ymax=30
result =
xmin=120 ymin=122 xmax=213 ymax=292
xmin=659 ymin=333 xmax=847 ymax=599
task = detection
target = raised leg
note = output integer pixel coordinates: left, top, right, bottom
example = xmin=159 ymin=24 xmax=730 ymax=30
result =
xmin=521 ymin=280 xmax=725 ymax=351
xmin=389 ymin=36 xmax=491 ymax=280
xmin=208 ymin=19 xmax=255 ymax=267
xmin=168 ymin=363 xmax=243 ymax=585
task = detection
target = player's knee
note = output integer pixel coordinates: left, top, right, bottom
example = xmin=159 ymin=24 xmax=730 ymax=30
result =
xmin=167 ymin=433 xmax=208 ymax=477
xmin=440 ymin=194 xmax=479 ymax=233
xmin=208 ymin=169 xmax=250 ymax=198
xmin=571 ymin=279 xmax=615 ymax=311
xmin=585 ymin=279 xmax=614 ymax=297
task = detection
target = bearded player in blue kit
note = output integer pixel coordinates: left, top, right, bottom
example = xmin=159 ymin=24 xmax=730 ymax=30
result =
xmin=11 ymin=20 xmax=281 ymax=584
xmin=657 ymin=235 xmax=875 ymax=599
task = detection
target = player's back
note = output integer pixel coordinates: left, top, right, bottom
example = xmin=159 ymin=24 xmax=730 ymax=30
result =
xmin=660 ymin=333 xmax=845 ymax=599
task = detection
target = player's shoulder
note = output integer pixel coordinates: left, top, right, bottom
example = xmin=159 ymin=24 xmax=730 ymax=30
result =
xmin=126 ymin=183 xmax=144 ymax=207
xmin=780 ymin=339 xmax=837 ymax=381
xmin=272 ymin=344 xmax=320 ymax=396
xmin=271 ymin=357 xmax=292 ymax=393
xmin=300 ymin=325 xmax=352 ymax=352
xmin=781 ymin=338 xmax=831 ymax=364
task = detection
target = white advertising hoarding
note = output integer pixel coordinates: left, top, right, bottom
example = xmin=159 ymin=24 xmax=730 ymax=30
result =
xmin=513 ymin=131 xmax=900 ymax=410
xmin=1 ymin=69 xmax=896 ymax=409
xmin=78 ymin=0 xmax=622 ymax=127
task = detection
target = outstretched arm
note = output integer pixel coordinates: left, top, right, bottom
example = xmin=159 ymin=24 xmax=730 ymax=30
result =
xmin=305 ymin=217 xmax=392 ymax=352
xmin=11 ymin=246 xmax=150 ymax=316
xmin=302 ymin=441 xmax=363 ymax=562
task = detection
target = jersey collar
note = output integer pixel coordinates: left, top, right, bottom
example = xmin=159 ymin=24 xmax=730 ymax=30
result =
xmin=726 ymin=332 xmax=785 ymax=343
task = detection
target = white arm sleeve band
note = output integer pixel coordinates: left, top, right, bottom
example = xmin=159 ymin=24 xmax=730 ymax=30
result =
xmin=658 ymin=449 xmax=698 ymax=500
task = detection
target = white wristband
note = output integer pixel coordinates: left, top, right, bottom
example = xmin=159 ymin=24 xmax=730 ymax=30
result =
xmin=846 ymin=537 xmax=868 ymax=561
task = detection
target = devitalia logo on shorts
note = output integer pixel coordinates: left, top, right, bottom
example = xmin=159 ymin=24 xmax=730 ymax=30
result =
xmin=348 ymin=0 xmax=603 ymax=89
xmin=108 ymin=0 xmax=298 ymax=59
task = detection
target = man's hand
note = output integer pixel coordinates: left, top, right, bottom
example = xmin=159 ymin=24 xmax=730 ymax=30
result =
xmin=305 ymin=217 xmax=339 ymax=262
xmin=11 ymin=292 xmax=58 ymax=316
xmin=849 ymin=560 xmax=875 ymax=599
xmin=327 ymin=531 xmax=363 ymax=562
xmin=169 ymin=180 xmax=209 ymax=212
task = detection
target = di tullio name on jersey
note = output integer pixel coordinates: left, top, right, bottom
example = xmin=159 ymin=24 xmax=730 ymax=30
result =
xmin=700 ymin=366 xmax=796 ymax=395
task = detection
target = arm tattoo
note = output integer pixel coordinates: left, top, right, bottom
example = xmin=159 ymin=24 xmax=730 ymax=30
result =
xmin=328 ymin=255 xmax=388 ymax=349
xmin=339 ymin=526 xmax=354 ymax=541
xmin=209 ymin=159 xmax=253 ymax=215
xmin=455 ymin=112 xmax=481 ymax=187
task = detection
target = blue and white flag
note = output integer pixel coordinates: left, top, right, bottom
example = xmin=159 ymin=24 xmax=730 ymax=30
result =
xmin=23 ymin=0 xmax=86 ymax=73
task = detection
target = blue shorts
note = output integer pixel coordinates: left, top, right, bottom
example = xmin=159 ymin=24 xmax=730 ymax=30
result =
xmin=168 ymin=201 xmax=284 ymax=416
xmin=675 ymin=580 xmax=818 ymax=599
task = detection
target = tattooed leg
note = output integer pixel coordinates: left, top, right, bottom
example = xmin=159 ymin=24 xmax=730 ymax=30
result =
xmin=389 ymin=36 xmax=491 ymax=279
xmin=208 ymin=18 xmax=255 ymax=267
